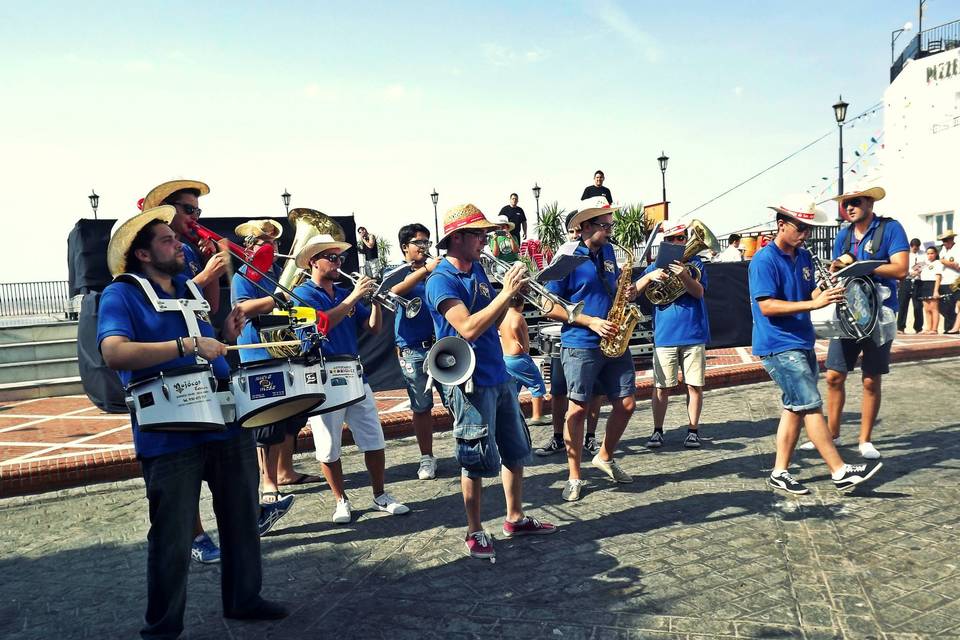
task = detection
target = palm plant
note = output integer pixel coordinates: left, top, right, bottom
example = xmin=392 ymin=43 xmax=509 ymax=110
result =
xmin=536 ymin=201 xmax=566 ymax=253
xmin=613 ymin=203 xmax=648 ymax=253
xmin=375 ymin=236 xmax=393 ymax=274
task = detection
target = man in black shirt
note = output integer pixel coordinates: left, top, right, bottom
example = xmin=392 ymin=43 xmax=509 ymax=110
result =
xmin=581 ymin=170 xmax=612 ymax=204
xmin=497 ymin=193 xmax=527 ymax=245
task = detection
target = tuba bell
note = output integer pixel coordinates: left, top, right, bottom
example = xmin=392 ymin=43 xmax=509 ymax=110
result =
xmin=645 ymin=219 xmax=720 ymax=306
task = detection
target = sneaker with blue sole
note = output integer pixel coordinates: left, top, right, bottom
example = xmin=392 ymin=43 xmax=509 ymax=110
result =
xmin=191 ymin=533 xmax=221 ymax=564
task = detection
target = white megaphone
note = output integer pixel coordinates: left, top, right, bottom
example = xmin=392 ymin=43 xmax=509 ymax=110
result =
xmin=424 ymin=336 xmax=476 ymax=391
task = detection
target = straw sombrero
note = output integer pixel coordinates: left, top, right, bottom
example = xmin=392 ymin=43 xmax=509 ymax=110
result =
xmin=830 ymin=186 xmax=886 ymax=204
xmin=566 ymin=197 xmax=620 ymax=230
xmin=436 ymin=204 xmax=499 ymax=249
xmin=107 ymin=206 xmax=176 ymax=276
xmin=938 ymin=229 xmax=956 ymax=241
xmin=494 ymin=214 xmax=515 ymax=231
xmin=767 ymin=195 xmax=832 ymax=226
xmin=294 ymin=234 xmax=352 ymax=269
xmin=235 ymin=219 xmax=283 ymax=241
xmin=141 ymin=180 xmax=210 ymax=211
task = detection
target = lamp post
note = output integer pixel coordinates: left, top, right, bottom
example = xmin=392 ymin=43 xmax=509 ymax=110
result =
xmin=430 ymin=189 xmax=439 ymax=241
xmin=281 ymin=189 xmax=291 ymax=215
xmin=833 ymin=96 xmax=849 ymax=223
xmin=657 ymin=151 xmax=669 ymax=203
xmin=891 ymin=21 xmax=913 ymax=64
xmin=88 ymin=189 xmax=99 ymax=220
xmin=532 ymin=182 xmax=541 ymax=227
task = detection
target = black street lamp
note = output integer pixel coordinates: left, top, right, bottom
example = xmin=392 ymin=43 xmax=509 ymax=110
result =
xmin=532 ymin=182 xmax=541 ymax=226
xmin=833 ymin=96 xmax=849 ymax=222
xmin=281 ymin=189 xmax=291 ymax=215
xmin=891 ymin=21 xmax=913 ymax=64
xmin=88 ymin=189 xmax=99 ymax=220
xmin=657 ymin=151 xmax=669 ymax=203
xmin=430 ymin=189 xmax=439 ymax=241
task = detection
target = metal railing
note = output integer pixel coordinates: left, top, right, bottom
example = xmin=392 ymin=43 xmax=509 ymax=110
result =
xmin=891 ymin=19 xmax=960 ymax=82
xmin=0 ymin=281 xmax=72 ymax=317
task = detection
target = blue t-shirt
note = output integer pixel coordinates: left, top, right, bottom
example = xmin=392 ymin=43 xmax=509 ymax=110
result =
xmin=545 ymin=242 xmax=619 ymax=348
xmin=642 ymin=256 xmax=711 ymax=347
xmin=393 ymin=276 xmax=434 ymax=348
xmin=181 ymin=242 xmax=203 ymax=278
xmin=832 ymin=216 xmax=909 ymax=312
xmin=97 ymin=274 xmax=239 ymax=459
xmin=749 ymin=243 xmax=818 ymax=356
xmin=230 ymin=270 xmax=271 ymax=363
xmin=425 ymin=258 xmax=509 ymax=386
xmin=292 ymin=280 xmax=371 ymax=357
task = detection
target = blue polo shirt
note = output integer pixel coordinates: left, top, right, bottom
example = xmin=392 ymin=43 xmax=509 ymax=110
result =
xmin=544 ymin=241 xmax=619 ymax=348
xmin=833 ymin=216 xmax=909 ymax=312
xmin=97 ymin=274 xmax=239 ymax=459
xmin=642 ymin=256 xmax=711 ymax=347
xmin=292 ymin=280 xmax=371 ymax=358
xmin=749 ymin=243 xmax=817 ymax=356
xmin=425 ymin=258 xmax=509 ymax=386
xmin=181 ymin=242 xmax=203 ymax=278
xmin=394 ymin=276 xmax=434 ymax=349
xmin=230 ymin=269 xmax=271 ymax=363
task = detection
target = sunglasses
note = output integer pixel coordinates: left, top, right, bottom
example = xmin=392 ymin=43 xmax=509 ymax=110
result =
xmin=667 ymin=235 xmax=687 ymax=242
xmin=785 ymin=220 xmax=812 ymax=234
xmin=589 ymin=221 xmax=616 ymax=231
xmin=172 ymin=202 xmax=202 ymax=217
xmin=315 ymin=253 xmax=343 ymax=263
xmin=460 ymin=230 xmax=488 ymax=239
xmin=844 ymin=197 xmax=863 ymax=208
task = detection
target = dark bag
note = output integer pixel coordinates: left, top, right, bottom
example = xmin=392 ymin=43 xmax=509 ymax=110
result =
xmin=77 ymin=292 xmax=127 ymax=413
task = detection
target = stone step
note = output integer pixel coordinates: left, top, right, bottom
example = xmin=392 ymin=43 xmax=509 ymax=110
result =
xmin=0 ymin=357 xmax=80 ymax=385
xmin=0 ymin=321 xmax=78 ymax=344
xmin=0 ymin=338 xmax=77 ymax=364
xmin=0 ymin=376 xmax=84 ymax=402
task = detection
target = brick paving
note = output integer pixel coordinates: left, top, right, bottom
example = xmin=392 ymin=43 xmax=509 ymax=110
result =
xmin=1 ymin=356 xmax=958 ymax=639
xmin=1 ymin=334 xmax=958 ymax=497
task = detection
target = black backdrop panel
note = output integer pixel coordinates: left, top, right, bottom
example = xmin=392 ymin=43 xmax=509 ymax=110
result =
xmin=703 ymin=262 xmax=753 ymax=349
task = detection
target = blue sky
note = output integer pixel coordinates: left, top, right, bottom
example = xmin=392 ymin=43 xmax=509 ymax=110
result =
xmin=1 ymin=1 xmax=954 ymax=280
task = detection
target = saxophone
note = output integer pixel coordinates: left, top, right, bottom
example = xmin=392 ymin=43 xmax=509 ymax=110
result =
xmin=600 ymin=243 xmax=644 ymax=358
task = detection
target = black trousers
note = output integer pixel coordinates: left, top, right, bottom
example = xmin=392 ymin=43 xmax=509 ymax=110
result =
xmin=940 ymin=290 xmax=958 ymax=331
xmin=897 ymin=279 xmax=923 ymax=332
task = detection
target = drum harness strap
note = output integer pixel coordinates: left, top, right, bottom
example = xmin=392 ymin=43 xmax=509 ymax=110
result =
xmin=842 ymin=216 xmax=889 ymax=260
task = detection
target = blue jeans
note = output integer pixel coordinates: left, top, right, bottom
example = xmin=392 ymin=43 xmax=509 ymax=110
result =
xmin=442 ymin=382 xmax=532 ymax=479
xmin=504 ymin=354 xmax=547 ymax=398
xmin=398 ymin=347 xmax=435 ymax=413
xmin=760 ymin=349 xmax=822 ymax=412
xmin=560 ymin=347 xmax=635 ymax=402
xmin=139 ymin=432 xmax=262 ymax=639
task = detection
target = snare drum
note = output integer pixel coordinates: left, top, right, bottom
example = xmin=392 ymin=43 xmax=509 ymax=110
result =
xmin=536 ymin=323 xmax=563 ymax=358
xmin=811 ymin=276 xmax=881 ymax=340
xmin=126 ymin=365 xmax=227 ymax=432
xmin=312 ymin=355 xmax=366 ymax=415
xmin=232 ymin=357 xmax=327 ymax=428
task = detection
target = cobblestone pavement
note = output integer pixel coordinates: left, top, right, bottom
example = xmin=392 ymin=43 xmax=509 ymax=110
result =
xmin=1 ymin=358 xmax=958 ymax=639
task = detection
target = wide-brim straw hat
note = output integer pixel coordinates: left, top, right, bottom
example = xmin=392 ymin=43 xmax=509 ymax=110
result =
xmin=767 ymin=195 xmax=832 ymax=226
xmin=295 ymin=234 xmax=352 ymax=269
xmin=235 ymin=219 xmax=283 ymax=241
xmin=436 ymin=204 xmax=499 ymax=249
xmin=830 ymin=186 xmax=886 ymax=204
xmin=141 ymin=180 xmax=210 ymax=210
xmin=494 ymin=214 xmax=515 ymax=231
xmin=938 ymin=229 xmax=956 ymax=241
xmin=567 ymin=197 xmax=620 ymax=230
xmin=107 ymin=206 xmax=176 ymax=276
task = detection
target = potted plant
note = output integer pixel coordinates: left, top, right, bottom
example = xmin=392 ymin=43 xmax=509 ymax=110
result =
xmin=536 ymin=201 xmax=566 ymax=253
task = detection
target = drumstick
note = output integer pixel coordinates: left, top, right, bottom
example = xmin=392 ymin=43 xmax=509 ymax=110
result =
xmin=226 ymin=340 xmax=302 ymax=351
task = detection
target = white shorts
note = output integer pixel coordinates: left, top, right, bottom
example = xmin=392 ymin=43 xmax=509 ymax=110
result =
xmin=309 ymin=383 xmax=385 ymax=463
xmin=653 ymin=344 xmax=706 ymax=388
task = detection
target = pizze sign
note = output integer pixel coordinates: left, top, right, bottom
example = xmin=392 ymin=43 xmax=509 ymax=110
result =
xmin=927 ymin=52 xmax=960 ymax=84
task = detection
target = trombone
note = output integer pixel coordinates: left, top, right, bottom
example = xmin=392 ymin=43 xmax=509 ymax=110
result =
xmin=339 ymin=270 xmax=423 ymax=319
xmin=479 ymin=248 xmax=584 ymax=323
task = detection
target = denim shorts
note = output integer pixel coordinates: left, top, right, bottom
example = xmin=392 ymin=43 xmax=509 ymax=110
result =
xmin=825 ymin=337 xmax=893 ymax=376
xmin=504 ymin=354 xmax=546 ymax=398
xmin=441 ymin=382 xmax=532 ymax=479
xmin=398 ymin=347 xmax=434 ymax=413
xmin=760 ymin=349 xmax=822 ymax=412
xmin=560 ymin=347 xmax=635 ymax=402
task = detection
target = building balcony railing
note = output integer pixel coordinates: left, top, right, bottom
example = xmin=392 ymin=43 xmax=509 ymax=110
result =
xmin=891 ymin=18 xmax=960 ymax=83
xmin=0 ymin=281 xmax=73 ymax=318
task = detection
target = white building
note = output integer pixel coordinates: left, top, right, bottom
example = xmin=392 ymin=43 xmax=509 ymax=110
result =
xmin=881 ymin=23 xmax=960 ymax=244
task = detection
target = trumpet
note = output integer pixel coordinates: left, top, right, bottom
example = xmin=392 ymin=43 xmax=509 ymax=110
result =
xmin=480 ymin=249 xmax=584 ymax=323
xmin=339 ymin=270 xmax=423 ymax=319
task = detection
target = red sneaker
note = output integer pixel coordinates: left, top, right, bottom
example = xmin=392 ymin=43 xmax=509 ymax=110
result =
xmin=502 ymin=516 xmax=558 ymax=538
xmin=465 ymin=530 xmax=495 ymax=559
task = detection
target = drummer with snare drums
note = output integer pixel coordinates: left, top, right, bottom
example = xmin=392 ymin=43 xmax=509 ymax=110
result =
xmin=98 ymin=208 xmax=286 ymax=639
xmin=291 ymin=235 xmax=411 ymax=525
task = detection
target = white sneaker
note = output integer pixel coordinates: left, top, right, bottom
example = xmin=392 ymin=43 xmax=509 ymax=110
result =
xmin=799 ymin=436 xmax=840 ymax=451
xmin=373 ymin=492 xmax=411 ymax=515
xmin=331 ymin=498 xmax=352 ymax=524
xmin=859 ymin=442 xmax=881 ymax=459
xmin=417 ymin=455 xmax=437 ymax=480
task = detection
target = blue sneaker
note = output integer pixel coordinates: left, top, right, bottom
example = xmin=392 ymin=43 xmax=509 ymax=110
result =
xmin=259 ymin=494 xmax=296 ymax=536
xmin=191 ymin=533 xmax=221 ymax=564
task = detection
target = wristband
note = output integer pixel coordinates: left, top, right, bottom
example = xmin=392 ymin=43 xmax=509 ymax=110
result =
xmin=176 ymin=337 xmax=185 ymax=357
